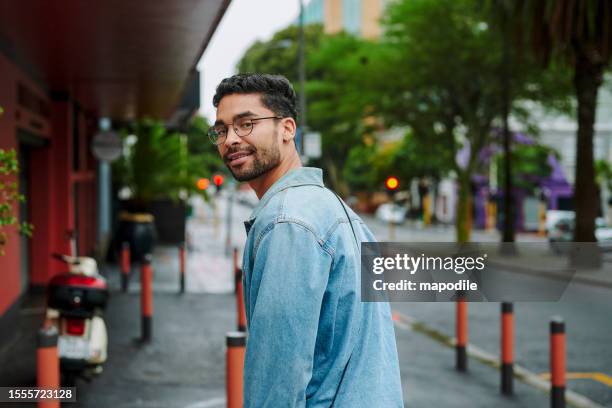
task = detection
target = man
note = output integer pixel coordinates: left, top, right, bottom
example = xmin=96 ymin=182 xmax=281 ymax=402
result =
xmin=211 ymin=73 xmax=403 ymax=407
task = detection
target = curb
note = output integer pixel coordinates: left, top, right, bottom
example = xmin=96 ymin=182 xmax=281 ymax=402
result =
xmin=392 ymin=311 xmax=604 ymax=408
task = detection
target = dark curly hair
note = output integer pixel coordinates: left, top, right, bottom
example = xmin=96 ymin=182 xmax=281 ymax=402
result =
xmin=212 ymin=73 xmax=298 ymax=122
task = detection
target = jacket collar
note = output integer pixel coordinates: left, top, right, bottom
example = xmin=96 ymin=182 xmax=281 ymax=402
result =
xmin=244 ymin=167 xmax=323 ymax=233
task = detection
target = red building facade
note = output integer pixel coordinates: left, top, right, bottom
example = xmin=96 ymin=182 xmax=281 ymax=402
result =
xmin=0 ymin=51 xmax=98 ymax=317
xmin=0 ymin=0 xmax=231 ymax=326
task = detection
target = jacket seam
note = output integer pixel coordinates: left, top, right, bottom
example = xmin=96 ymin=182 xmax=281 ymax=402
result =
xmin=252 ymin=217 xmax=335 ymax=258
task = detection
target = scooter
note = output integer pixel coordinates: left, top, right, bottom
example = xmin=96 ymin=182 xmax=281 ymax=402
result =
xmin=46 ymin=253 xmax=109 ymax=386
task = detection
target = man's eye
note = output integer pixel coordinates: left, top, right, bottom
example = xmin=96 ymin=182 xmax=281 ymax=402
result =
xmin=239 ymin=121 xmax=253 ymax=130
xmin=216 ymin=127 xmax=228 ymax=136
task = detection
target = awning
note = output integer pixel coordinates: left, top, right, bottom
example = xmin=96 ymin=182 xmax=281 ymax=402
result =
xmin=0 ymin=0 xmax=231 ymax=120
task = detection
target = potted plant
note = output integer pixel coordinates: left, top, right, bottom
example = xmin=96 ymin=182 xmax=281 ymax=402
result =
xmin=112 ymin=117 xmax=223 ymax=261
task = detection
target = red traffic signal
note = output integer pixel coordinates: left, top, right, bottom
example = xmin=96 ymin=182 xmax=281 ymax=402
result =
xmin=385 ymin=176 xmax=399 ymax=191
xmin=213 ymin=174 xmax=224 ymax=187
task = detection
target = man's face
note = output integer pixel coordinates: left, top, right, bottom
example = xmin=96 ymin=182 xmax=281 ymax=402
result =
xmin=215 ymin=93 xmax=282 ymax=182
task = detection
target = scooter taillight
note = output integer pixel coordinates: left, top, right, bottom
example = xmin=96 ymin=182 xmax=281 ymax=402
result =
xmin=66 ymin=318 xmax=86 ymax=335
xmin=50 ymin=274 xmax=107 ymax=289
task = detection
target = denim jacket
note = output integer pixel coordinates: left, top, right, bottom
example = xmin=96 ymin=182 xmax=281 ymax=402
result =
xmin=242 ymin=167 xmax=403 ymax=407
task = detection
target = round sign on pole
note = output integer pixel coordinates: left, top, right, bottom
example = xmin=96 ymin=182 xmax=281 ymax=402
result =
xmin=91 ymin=131 xmax=122 ymax=162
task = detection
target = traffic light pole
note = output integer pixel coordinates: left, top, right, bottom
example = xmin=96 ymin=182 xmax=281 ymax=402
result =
xmin=225 ymin=182 xmax=235 ymax=257
xmin=385 ymin=176 xmax=400 ymax=241
xmin=213 ymin=175 xmax=224 ymax=235
xmin=213 ymin=199 xmax=220 ymax=235
xmin=388 ymin=220 xmax=395 ymax=241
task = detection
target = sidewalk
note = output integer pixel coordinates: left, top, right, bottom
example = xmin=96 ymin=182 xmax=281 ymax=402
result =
xmin=0 ymin=195 xmax=601 ymax=407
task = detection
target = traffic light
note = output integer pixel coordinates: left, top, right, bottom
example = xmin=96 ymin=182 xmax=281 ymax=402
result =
xmin=213 ymin=174 xmax=224 ymax=194
xmin=213 ymin=174 xmax=224 ymax=187
xmin=196 ymin=178 xmax=210 ymax=190
xmin=385 ymin=176 xmax=399 ymax=191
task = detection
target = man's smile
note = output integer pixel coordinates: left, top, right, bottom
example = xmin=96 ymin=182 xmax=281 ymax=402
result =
xmin=225 ymin=149 xmax=255 ymax=167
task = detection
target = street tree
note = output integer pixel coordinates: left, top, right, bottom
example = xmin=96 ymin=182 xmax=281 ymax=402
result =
xmin=237 ymin=24 xmax=324 ymax=85
xmin=515 ymin=0 xmax=612 ymax=249
xmin=369 ymin=0 xmax=571 ymax=242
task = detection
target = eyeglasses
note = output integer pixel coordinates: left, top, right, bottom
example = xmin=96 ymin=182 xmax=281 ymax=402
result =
xmin=208 ymin=116 xmax=283 ymax=145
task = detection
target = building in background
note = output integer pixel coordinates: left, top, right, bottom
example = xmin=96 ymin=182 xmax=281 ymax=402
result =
xmin=533 ymin=87 xmax=612 ymax=215
xmin=302 ymin=0 xmax=387 ymax=39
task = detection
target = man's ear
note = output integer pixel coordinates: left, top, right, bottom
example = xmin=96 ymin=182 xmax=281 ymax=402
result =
xmin=282 ymin=117 xmax=297 ymax=143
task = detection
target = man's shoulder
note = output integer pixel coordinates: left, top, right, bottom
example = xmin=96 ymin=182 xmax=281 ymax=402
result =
xmin=254 ymin=184 xmax=370 ymax=241
xmin=250 ymin=185 xmax=338 ymax=236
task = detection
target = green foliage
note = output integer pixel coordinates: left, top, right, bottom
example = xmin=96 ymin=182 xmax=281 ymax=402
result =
xmin=343 ymin=129 xmax=454 ymax=193
xmin=113 ymin=116 xmax=224 ymax=208
xmin=595 ymin=159 xmax=612 ymax=193
xmin=237 ymin=24 xmax=325 ymax=84
xmin=390 ymin=131 xmax=454 ymax=183
xmin=307 ymin=33 xmax=377 ymax=185
xmin=496 ymin=143 xmax=557 ymax=190
xmin=371 ymin=0 xmax=573 ymax=241
xmin=343 ymin=144 xmax=379 ymax=192
xmin=0 ymin=148 xmax=33 ymax=255
xmin=184 ymin=115 xmax=225 ymax=179
xmin=376 ymin=0 xmax=506 ymax=241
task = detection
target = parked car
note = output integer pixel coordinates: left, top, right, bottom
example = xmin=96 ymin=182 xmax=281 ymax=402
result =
xmin=549 ymin=216 xmax=612 ymax=253
xmin=375 ymin=203 xmax=407 ymax=225
xmin=545 ymin=210 xmax=575 ymax=233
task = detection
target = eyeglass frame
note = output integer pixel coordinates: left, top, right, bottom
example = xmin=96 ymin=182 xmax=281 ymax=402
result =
xmin=208 ymin=116 xmax=285 ymax=145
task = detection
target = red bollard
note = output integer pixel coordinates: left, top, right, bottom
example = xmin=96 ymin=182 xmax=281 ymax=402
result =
xmin=501 ymin=302 xmax=514 ymax=395
xmin=456 ymin=292 xmax=467 ymax=371
xmin=37 ymin=326 xmax=60 ymax=408
xmin=141 ymin=254 xmax=153 ymax=342
xmin=179 ymin=244 xmax=186 ymax=294
xmin=121 ymin=242 xmax=131 ymax=292
xmin=236 ymin=268 xmax=247 ymax=332
xmin=551 ymin=318 xmax=566 ymax=408
xmin=226 ymin=331 xmax=246 ymax=408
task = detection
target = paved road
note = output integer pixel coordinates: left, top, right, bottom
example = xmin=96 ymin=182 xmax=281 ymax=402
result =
xmin=359 ymin=212 xmax=612 ymax=407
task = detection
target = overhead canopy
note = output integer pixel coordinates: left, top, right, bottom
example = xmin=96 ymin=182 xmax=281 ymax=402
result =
xmin=0 ymin=0 xmax=231 ymax=120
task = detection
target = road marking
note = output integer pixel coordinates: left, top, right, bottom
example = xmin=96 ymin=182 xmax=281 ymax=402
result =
xmin=391 ymin=310 xmax=604 ymax=408
xmin=539 ymin=372 xmax=612 ymax=387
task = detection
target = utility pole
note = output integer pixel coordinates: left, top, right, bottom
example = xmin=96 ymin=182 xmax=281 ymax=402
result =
xmin=298 ymin=0 xmax=307 ymax=154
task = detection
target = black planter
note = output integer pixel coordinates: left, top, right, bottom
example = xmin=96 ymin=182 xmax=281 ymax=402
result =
xmin=149 ymin=199 xmax=187 ymax=244
xmin=115 ymin=212 xmax=157 ymax=263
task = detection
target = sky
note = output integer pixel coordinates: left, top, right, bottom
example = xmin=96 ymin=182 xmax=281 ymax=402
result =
xmin=197 ymin=0 xmax=304 ymax=122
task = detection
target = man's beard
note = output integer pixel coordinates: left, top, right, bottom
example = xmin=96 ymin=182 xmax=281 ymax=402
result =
xmin=225 ymin=141 xmax=281 ymax=182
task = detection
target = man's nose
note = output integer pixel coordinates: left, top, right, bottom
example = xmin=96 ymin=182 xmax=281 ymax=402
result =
xmin=222 ymin=126 xmax=242 ymax=148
